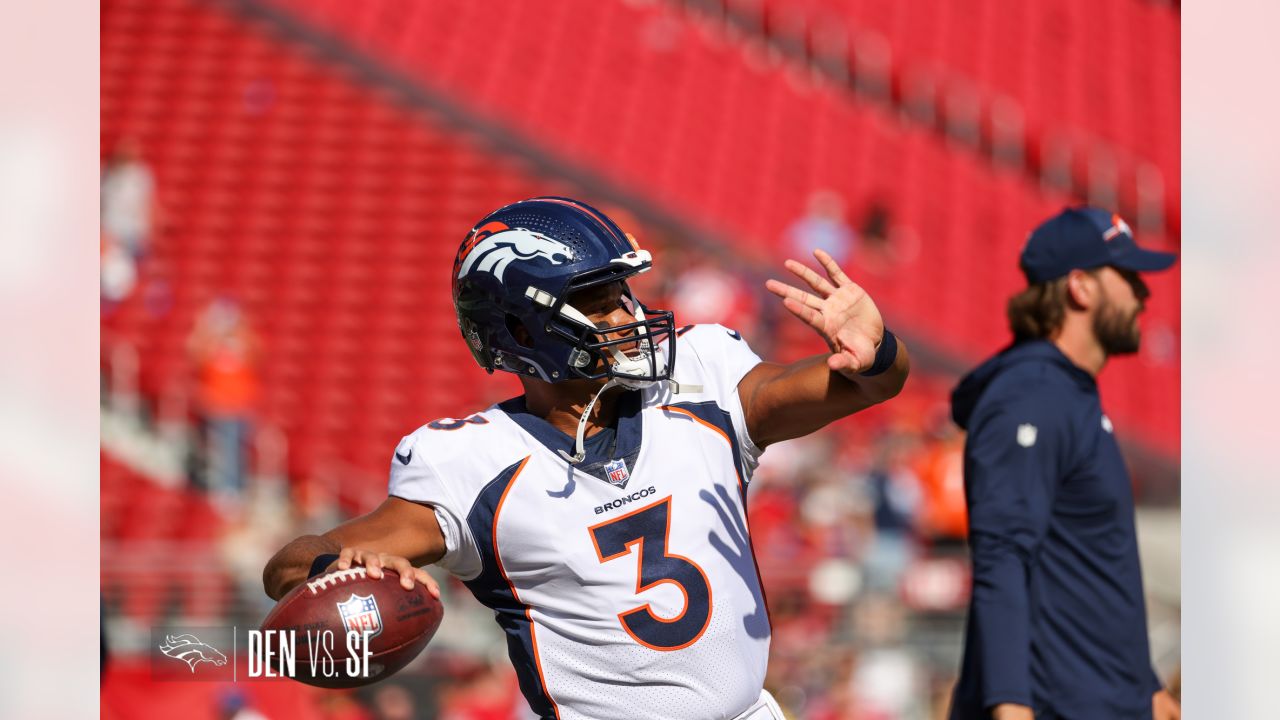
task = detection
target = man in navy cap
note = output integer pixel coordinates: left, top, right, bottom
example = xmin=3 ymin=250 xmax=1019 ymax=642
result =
xmin=948 ymin=207 xmax=1180 ymax=720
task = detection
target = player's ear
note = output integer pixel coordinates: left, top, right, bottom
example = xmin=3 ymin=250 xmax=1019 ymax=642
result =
xmin=1064 ymin=269 xmax=1098 ymax=311
xmin=506 ymin=314 xmax=534 ymax=348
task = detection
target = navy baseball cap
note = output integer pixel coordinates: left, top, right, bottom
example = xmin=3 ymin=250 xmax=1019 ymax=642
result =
xmin=1019 ymin=206 xmax=1177 ymax=283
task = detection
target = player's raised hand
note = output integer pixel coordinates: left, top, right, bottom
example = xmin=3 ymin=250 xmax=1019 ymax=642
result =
xmin=336 ymin=547 xmax=441 ymax=599
xmin=765 ymin=249 xmax=885 ymax=378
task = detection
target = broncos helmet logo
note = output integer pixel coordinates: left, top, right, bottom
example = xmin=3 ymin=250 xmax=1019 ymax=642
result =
xmin=159 ymin=634 xmax=228 ymax=672
xmin=456 ymin=228 xmax=575 ymax=283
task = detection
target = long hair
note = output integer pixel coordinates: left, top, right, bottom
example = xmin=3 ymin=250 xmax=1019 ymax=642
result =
xmin=1006 ymin=277 xmax=1070 ymax=341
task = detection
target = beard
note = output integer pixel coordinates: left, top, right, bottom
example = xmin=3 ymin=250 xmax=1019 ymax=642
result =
xmin=1094 ymin=297 xmax=1142 ymax=356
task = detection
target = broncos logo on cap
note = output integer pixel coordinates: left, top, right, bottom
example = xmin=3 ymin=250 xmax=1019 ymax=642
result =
xmin=158 ymin=634 xmax=228 ymax=672
xmin=456 ymin=227 xmax=576 ymax=283
xmin=1102 ymin=213 xmax=1133 ymax=242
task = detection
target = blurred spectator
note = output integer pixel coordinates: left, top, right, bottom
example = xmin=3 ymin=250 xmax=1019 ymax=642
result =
xmin=438 ymin=660 xmax=525 ymax=720
xmin=858 ymin=195 xmax=922 ymax=274
xmin=188 ymin=297 xmax=260 ymax=504
xmin=220 ymin=480 xmax=296 ymax=616
xmin=100 ymin=231 xmax=137 ymax=311
xmin=218 ymin=689 xmax=270 ymax=720
xmin=101 ymin=136 xmax=159 ymax=259
xmin=784 ymin=189 xmax=856 ymax=265
xmin=369 ymin=683 xmax=416 ymax=720
xmin=315 ymin=690 xmax=374 ymax=720
xmin=100 ymin=598 xmax=109 ymax=682
xmin=862 ymin=433 xmax=922 ymax=592
xmin=861 ymin=196 xmax=893 ymax=249
xmin=849 ymin=594 xmax=927 ymax=719
xmin=911 ymin=417 xmax=969 ymax=544
xmin=669 ymin=256 xmax=759 ymax=336
xmin=801 ymin=467 xmax=872 ymax=564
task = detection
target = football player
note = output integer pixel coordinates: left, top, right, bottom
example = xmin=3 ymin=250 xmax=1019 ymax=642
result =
xmin=264 ymin=197 xmax=910 ymax=720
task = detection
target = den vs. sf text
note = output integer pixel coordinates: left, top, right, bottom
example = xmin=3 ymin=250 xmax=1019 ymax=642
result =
xmin=246 ymin=629 xmax=374 ymax=679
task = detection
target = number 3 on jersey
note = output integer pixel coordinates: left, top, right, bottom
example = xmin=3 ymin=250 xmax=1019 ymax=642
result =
xmin=588 ymin=497 xmax=712 ymax=651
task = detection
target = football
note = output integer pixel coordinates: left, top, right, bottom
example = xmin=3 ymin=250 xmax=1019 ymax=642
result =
xmin=259 ymin=567 xmax=443 ymax=688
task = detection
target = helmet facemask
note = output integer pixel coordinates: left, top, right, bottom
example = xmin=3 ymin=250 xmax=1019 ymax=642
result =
xmin=546 ymin=276 xmax=675 ymax=389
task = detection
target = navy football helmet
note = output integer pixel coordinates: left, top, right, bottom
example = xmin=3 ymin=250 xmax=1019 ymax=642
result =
xmin=452 ymin=197 xmax=676 ymax=387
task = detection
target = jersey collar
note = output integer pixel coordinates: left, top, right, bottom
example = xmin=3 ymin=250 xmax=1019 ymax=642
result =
xmin=499 ymin=390 xmax=644 ymax=469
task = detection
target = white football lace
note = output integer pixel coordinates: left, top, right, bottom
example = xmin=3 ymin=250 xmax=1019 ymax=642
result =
xmin=306 ymin=567 xmax=369 ymax=594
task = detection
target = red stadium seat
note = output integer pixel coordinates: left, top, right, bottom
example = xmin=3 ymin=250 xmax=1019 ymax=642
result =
xmin=101 ymin=452 xmax=234 ymax=623
xmin=103 ymin=0 xmax=1177 ymax=490
xmin=260 ymin=0 xmax=1181 ymax=455
xmin=104 ymin=0 xmax=531 ymax=499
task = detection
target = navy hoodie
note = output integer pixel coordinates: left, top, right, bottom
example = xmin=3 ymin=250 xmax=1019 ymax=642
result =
xmin=948 ymin=340 xmax=1162 ymax=720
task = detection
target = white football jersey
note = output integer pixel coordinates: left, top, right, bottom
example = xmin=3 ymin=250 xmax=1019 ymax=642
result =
xmin=389 ymin=324 xmax=772 ymax=720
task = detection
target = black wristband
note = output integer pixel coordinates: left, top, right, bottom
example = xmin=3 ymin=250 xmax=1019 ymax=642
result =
xmin=308 ymin=553 xmax=340 ymax=579
xmin=859 ymin=329 xmax=898 ymax=377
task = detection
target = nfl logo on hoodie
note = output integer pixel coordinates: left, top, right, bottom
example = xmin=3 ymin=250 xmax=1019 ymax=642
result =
xmin=603 ymin=458 xmax=630 ymax=488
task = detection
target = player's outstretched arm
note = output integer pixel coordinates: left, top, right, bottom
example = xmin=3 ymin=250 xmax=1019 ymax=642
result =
xmin=262 ymin=497 xmax=446 ymax=601
xmin=743 ymin=249 xmax=910 ymax=448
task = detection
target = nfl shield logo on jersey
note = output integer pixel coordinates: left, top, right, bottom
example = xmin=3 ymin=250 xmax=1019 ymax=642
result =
xmin=603 ymin=458 xmax=630 ymax=488
xmin=336 ymin=594 xmax=383 ymax=638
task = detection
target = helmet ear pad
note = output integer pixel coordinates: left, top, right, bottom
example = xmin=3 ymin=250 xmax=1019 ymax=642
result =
xmin=455 ymin=284 xmax=543 ymax=375
xmin=505 ymin=314 xmax=535 ymax=349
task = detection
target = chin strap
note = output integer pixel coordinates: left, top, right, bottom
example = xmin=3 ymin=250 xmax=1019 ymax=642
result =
xmin=668 ymin=380 xmax=702 ymax=394
xmin=558 ymin=378 xmax=620 ymax=464
xmin=556 ymin=377 xmax=704 ymax=464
